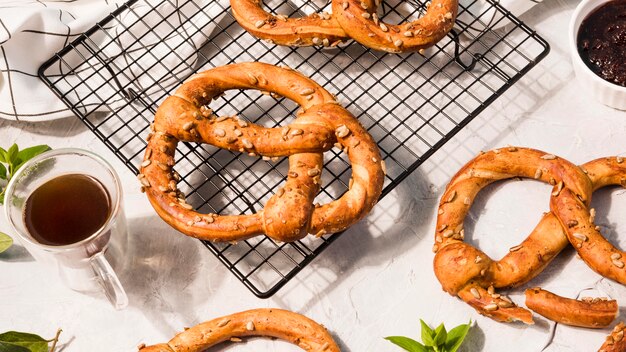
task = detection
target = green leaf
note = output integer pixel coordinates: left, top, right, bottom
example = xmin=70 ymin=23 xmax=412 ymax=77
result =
xmin=433 ymin=323 xmax=447 ymax=348
xmin=0 ymin=232 xmax=12 ymax=254
xmin=420 ymin=320 xmax=435 ymax=347
xmin=0 ymin=147 xmax=7 ymax=163
xmin=0 ymin=332 xmax=48 ymax=352
xmin=0 ymin=189 xmax=5 ymax=205
xmin=6 ymin=144 xmax=18 ymax=165
xmin=385 ymin=336 xmax=430 ymax=352
xmin=0 ymin=342 xmax=31 ymax=352
xmin=444 ymin=321 xmax=472 ymax=352
xmin=0 ymin=163 xmax=6 ymax=180
xmin=14 ymin=145 xmax=50 ymax=172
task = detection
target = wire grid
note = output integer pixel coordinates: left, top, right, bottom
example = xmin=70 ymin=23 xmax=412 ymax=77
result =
xmin=39 ymin=0 xmax=549 ymax=297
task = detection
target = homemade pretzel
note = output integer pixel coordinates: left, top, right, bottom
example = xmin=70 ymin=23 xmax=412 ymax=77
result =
xmin=599 ymin=322 xmax=626 ymax=352
xmin=433 ymin=147 xmax=593 ymax=324
xmin=552 ymin=157 xmax=626 ymax=285
xmin=332 ymin=0 xmax=458 ymax=53
xmin=525 ymin=288 xmax=617 ymax=328
xmin=138 ymin=308 xmax=340 ymax=351
xmin=230 ymin=0 xmax=349 ymax=47
xmin=140 ymin=62 xmax=384 ymax=243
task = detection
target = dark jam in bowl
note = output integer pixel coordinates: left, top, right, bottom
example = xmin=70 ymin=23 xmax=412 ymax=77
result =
xmin=577 ymin=0 xmax=626 ymax=87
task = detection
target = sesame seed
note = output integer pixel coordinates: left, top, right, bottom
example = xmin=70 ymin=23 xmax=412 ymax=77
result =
xmin=381 ymin=160 xmax=387 ymax=175
xmin=438 ymin=208 xmax=444 ymax=215
xmin=368 ymin=32 xmax=375 ymax=37
xmin=205 ymin=216 xmax=215 ymax=223
xmin=573 ymin=232 xmax=587 ymax=241
xmin=394 ymin=39 xmax=403 ymax=47
xmin=335 ymin=124 xmax=350 ymax=138
xmin=214 ymin=128 xmax=226 ymax=137
xmin=246 ymin=321 xmax=255 ymax=331
xmin=360 ymin=1 xmax=368 ymax=8
xmin=242 ymin=139 xmax=254 ymax=149
xmin=276 ymin=14 xmax=287 ymax=21
xmin=237 ymin=120 xmax=248 ymax=128
xmin=418 ymin=48 xmax=426 ymax=55
xmin=509 ymin=244 xmax=523 ymax=252
xmin=140 ymin=178 xmax=151 ymax=187
xmin=290 ymin=128 xmax=303 ymax=136
xmin=141 ymin=159 xmax=151 ymax=167
xmin=534 ymin=168 xmax=542 ymax=179
xmin=158 ymin=186 xmax=168 ymax=192
xmin=487 ymin=285 xmax=495 ymax=295
xmin=590 ymin=208 xmax=596 ymax=222
xmin=218 ymin=319 xmax=230 ymax=327
xmin=567 ymin=220 xmax=579 ymax=228
xmin=372 ymin=157 xmax=378 ymax=163
xmin=541 ymin=154 xmax=557 ymax=160
xmin=379 ymin=23 xmax=388 ymax=32
xmin=442 ymin=229 xmax=454 ymax=238
xmin=403 ymin=31 xmax=413 ymax=37
xmin=230 ymin=337 xmax=242 ymax=342
xmin=484 ymin=303 xmax=498 ymax=311
xmin=349 ymin=178 xmax=354 ymax=189
xmin=247 ymin=73 xmax=258 ymax=85
xmin=299 ymin=88 xmax=315 ymax=96
xmin=255 ymin=20 xmax=266 ymax=28
xmin=307 ymin=168 xmax=320 ymax=177
xmin=611 ymin=253 xmax=622 ymax=260
xmin=444 ymin=11 xmax=453 ymax=19
xmin=470 ymin=287 xmax=480 ymax=299
xmin=312 ymin=37 xmax=322 ymax=45
xmin=361 ymin=12 xmax=371 ymax=18
xmin=551 ymin=181 xmax=563 ymax=196
xmin=463 ymin=196 xmax=471 ymax=205
xmin=613 ymin=259 xmax=625 ymax=268
xmin=617 ymin=156 xmax=624 ymax=164
xmin=181 ymin=203 xmax=193 ymax=210
xmin=497 ymin=300 xmax=514 ymax=308
xmin=474 ymin=256 xmax=482 ymax=263
xmin=182 ymin=121 xmax=195 ymax=131
xmin=342 ymin=1 xmax=349 ymax=9
xmin=160 ymin=146 xmax=168 ymax=153
xmin=186 ymin=220 xmax=194 ymax=226
xmin=322 ymin=38 xmax=330 ymax=46
xmin=446 ymin=190 xmax=457 ymax=203
xmin=234 ymin=130 xmax=243 ymax=137
xmin=437 ymin=224 xmax=448 ymax=232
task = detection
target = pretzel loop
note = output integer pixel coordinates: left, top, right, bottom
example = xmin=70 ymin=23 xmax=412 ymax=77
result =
xmin=433 ymin=147 xmax=592 ymax=324
xmin=141 ymin=63 xmax=384 ymax=243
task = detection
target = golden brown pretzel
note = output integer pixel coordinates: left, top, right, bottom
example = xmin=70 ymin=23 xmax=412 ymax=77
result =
xmin=599 ymin=322 xmax=626 ymax=352
xmin=552 ymin=157 xmax=626 ymax=285
xmin=138 ymin=308 xmax=340 ymax=351
xmin=433 ymin=147 xmax=592 ymax=324
xmin=140 ymin=62 xmax=384 ymax=243
xmin=332 ymin=0 xmax=458 ymax=53
xmin=230 ymin=0 xmax=349 ymax=47
xmin=525 ymin=288 xmax=618 ymax=328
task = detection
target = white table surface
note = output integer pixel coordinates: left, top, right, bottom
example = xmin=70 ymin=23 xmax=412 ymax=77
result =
xmin=2 ymin=0 xmax=626 ymax=351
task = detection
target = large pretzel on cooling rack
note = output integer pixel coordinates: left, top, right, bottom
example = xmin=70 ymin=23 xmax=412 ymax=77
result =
xmin=230 ymin=0 xmax=349 ymax=47
xmin=433 ymin=147 xmax=593 ymax=324
xmin=138 ymin=308 xmax=340 ymax=352
xmin=140 ymin=62 xmax=384 ymax=243
xmin=332 ymin=0 xmax=458 ymax=53
xmin=552 ymin=157 xmax=626 ymax=285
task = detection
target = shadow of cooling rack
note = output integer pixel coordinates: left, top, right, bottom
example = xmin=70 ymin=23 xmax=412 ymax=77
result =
xmin=38 ymin=0 xmax=549 ymax=297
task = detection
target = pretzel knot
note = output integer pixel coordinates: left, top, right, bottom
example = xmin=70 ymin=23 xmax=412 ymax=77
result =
xmin=433 ymin=147 xmax=593 ymax=324
xmin=140 ymin=62 xmax=385 ymax=243
xmin=231 ymin=0 xmax=458 ymax=53
xmin=138 ymin=308 xmax=340 ymax=351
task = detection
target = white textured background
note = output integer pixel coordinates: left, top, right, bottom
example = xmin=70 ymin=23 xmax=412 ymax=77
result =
xmin=2 ymin=0 xmax=626 ymax=350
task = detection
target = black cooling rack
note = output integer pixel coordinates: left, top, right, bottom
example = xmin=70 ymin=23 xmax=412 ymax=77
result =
xmin=39 ymin=0 xmax=549 ymax=297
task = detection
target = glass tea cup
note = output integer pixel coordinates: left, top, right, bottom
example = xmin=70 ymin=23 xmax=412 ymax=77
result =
xmin=4 ymin=148 xmax=128 ymax=309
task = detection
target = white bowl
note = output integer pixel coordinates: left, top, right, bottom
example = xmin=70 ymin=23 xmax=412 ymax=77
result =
xmin=569 ymin=0 xmax=626 ymax=110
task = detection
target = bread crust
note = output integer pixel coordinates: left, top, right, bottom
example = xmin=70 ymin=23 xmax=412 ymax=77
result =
xmin=138 ymin=308 xmax=340 ymax=352
xmin=140 ymin=62 xmax=384 ymax=242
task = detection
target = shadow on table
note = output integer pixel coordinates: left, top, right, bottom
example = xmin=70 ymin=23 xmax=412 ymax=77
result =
xmin=0 ymin=243 xmax=34 ymax=262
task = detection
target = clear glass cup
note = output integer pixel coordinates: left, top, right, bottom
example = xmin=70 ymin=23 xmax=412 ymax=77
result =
xmin=4 ymin=148 xmax=128 ymax=309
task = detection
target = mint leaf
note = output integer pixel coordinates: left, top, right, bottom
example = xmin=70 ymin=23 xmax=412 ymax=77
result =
xmin=6 ymin=144 xmax=18 ymax=165
xmin=14 ymin=145 xmax=50 ymax=172
xmin=0 ymin=163 xmax=6 ymax=180
xmin=0 ymin=332 xmax=48 ymax=352
xmin=0 ymin=233 xmax=12 ymax=254
xmin=0 ymin=342 xmax=31 ymax=352
xmin=444 ymin=321 xmax=471 ymax=352
xmin=420 ymin=320 xmax=435 ymax=347
xmin=385 ymin=336 xmax=430 ymax=352
xmin=0 ymin=147 xmax=7 ymax=163
xmin=433 ymin=323 xmax=447 ymax=347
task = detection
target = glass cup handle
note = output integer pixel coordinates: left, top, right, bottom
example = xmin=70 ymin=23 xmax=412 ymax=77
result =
xmin=90 ymin=252 xmax=128 ymax=310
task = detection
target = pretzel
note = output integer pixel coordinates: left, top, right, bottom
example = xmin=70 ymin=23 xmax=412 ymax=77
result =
xmin=525 ymin=288 xmax=617 ymax=328
xmin=138 ymin=308 xmax=340 ymax=351
xmin=599 ymin=322 xmax=626 ymax=352
xmin=332 ymin=0 xmax=458 ymax=53
xmin=551 ymin=157 xmax=626 ymax=285
xmin=230 ymin=0 xmax=349 ymax=47
xmin=433 ymin=147 xmax=592 ymax=324
xmin=140 ymin=62 xmax=384 ymax=243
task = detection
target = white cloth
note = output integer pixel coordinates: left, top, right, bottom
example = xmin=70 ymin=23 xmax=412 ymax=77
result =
xmin=0 ymin=0 xmax=542 ymax=121
xmin=0 ymin=0 xmax=225 ymax=121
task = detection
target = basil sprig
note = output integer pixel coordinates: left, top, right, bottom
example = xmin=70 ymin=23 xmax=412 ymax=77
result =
xmin=0 ymin=329 xmax=62 ymax=352
xmin=0 ymin=144 xmax=51 ymax=205
xmin=385 ymin=319 xmax=471 ymax=352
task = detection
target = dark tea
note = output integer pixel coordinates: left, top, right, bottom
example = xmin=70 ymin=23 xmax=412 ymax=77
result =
xmin=24 ymin=174 xmax=111 ymax=246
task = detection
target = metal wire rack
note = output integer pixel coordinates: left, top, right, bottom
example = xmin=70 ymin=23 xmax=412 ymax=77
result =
xmin=39 ymin=0 xmax=549 ymax=297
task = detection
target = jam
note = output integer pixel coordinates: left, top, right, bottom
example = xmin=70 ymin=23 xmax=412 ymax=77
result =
xmin=577 ymin=0 xmax=626 ymax=87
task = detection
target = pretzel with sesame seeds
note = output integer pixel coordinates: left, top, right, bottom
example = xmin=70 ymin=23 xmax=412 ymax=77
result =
xmin=433 ymin=147 xmax=593 ymax=324
xmin=230 ymin=0 xmax=349 ymax=47
xmin=552 ymin=157 xmax=626 ymax=285
xmin=332 ymin=0 xmax=458 ymax=53
xmin=140 ymin=62 xmax=384 ymax=243
xmin=138 ymin=308 xmax=340 ymax=352
xmin=599 ymin=322 xmax=626 ymax=351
